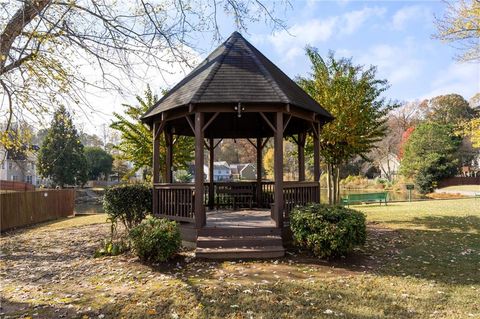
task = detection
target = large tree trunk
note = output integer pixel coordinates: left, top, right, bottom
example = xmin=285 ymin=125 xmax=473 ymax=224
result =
xmin=327 ymin=163 xmax=332 ymax=205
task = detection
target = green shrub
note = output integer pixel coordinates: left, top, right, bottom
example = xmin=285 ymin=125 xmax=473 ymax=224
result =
xmin=290 ymin=204 xmax=366 ymax=258
xmin=103 ymin=184 xmax=152 ymax=231
xmin=129 ymin=216 xmax=181 ymax=263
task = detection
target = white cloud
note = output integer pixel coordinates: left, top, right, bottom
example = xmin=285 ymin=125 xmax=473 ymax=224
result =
xmin=392 ymin=5 xmax=430 ymax=31
xmin=357 ymin=40 xmax=423 ymax=86
xmin=342 ymin=7 xmax=386 ymax=35
xmin=265 ymin=6 xmax=385 ymax=62
xmin=421 ymin=62 xmax=480 ymax=100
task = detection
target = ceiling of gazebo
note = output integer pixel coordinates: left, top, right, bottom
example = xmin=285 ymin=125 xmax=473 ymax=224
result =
xmin=141 ymin=31 xmax=333 ymax=127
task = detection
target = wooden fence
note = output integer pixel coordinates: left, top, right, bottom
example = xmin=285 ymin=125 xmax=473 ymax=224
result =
xmin=1 ymin=189 xmax=75 ymax=232
xmin=437 ymin=176 xmax=480 ymax=188
xmin=0 ymin=180 xmax=35 ymax=192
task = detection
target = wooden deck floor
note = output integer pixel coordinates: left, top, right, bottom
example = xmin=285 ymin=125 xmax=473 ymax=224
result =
xmin=206 ymin=209 xmax=275 ymax=228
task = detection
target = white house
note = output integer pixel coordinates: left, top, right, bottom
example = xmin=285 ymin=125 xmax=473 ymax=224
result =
xmin=0 ymin=147 xmax=39 ymax=185
xmin=230 ymin=163 xmax=256 ymax=180
xmin=378 ymin=153 xmax=400 ymax=181
xmin=211 ymin=161 xmax=231 ymax=181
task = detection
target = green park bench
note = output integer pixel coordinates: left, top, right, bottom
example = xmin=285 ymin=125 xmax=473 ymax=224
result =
xmin=341 ymin=192 xmax=388 ymax=207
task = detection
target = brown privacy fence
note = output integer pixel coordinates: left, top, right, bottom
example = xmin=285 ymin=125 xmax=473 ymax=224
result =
xmin=0 ymin=180 xmax=35 ymax=192
xmin=437 ymin=176 xmax=480 ymax=188
xmin=1 ymin=189 xmax=75 ymax=232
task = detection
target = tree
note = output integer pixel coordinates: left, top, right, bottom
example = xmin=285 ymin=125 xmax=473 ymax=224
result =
xmin=434 ymin=0 xmax=480 ymax=62
xmin=425 ymin=94 xmax=475 ymax=125
xmin=111 ymin=158 xmax=130 ymax=181
xmin=110 ymin=86 xmax=193 ymax=181
xmin=84 ymin=146 xmax=113 ymax=180
xmin=400 ymin=122 xmax=461 ymax=193
xmin=37 ymin=106 xmax=88 ymax=187
xmin=298 ymin=48 xmax=399 ymax=203
xmin=457 ymin=117 xmax=480 ymax=148
xmin=1 ymin=1 xmax=286 ymax=150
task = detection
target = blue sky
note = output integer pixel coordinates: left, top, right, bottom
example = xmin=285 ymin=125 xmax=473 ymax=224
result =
xmin=80 ymin=0 xmax=479 ymax=134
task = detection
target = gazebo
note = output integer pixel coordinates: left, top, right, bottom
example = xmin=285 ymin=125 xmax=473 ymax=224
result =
xmin=142 ymin=32 xmax=333 ymax=258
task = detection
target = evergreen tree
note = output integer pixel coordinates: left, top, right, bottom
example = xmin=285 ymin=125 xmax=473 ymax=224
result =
xmin=400 ymin=122 xmax=461 ymax=193
xmin=38 ymin=106 xmax=88 ymax=187
xmin=84 ymin=146 xmax=113 ymax=180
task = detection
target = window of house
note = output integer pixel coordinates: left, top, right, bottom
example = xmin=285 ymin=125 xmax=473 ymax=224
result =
xmin=8 ymin=162 xmax=12 ymax=169
xmin=31 ymin=162 xmax=35 ymax=169
xmin=26 ymin=175 xmax=32 ymax=184
xmin=12 ymin=175 xmax=18 ymax=181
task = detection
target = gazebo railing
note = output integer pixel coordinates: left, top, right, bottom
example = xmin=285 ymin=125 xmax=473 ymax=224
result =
xmin=153 ymin=181 xmax=320 ymax=223
xmin=283 ymin=181 xmax=320 ymax=221
xmin=154 ymin=183 xmax=195 ymax=222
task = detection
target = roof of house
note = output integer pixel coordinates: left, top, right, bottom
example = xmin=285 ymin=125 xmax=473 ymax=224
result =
xmin=141 ymin=31 xmax=333 ymax=122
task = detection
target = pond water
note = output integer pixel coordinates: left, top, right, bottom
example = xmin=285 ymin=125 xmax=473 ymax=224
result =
xmin=75 ymin=202 xmax=104 ymax=215
xmin=74 ymin=189 xmax=423 ymax=215
xmin=319 ymin=189 xmax=425 ymax=203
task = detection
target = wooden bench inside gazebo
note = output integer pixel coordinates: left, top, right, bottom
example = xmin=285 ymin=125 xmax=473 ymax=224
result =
xmin=141 ymin=32 xmax=333 ymax=259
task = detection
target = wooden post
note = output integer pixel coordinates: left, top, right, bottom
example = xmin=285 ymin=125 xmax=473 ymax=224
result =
xmin=313 ymin=122 xmax=321 ymax=182
xmin=274 ymin=112 xmax=284 ymax=228
xmin=194 ymin=112 xmax=205 ymax=228
xmin=165 ymin=127 xmax=173 ymax=183
xmin=298 ymin=132 xmax=305 ymax=181
xmin=208 ymin=138 xmax=214 ymax=210
xmin=152 ymin=122 xmax=160 ymax=215
xmin=256 ymin=137 xmax=262 ymax=207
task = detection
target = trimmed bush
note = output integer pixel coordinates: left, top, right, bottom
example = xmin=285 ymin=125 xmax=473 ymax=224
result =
xmin=290 ymin=204 xmax=366 ymax=258
xmin=103 ymin=184 xmax=152 ymax=231
xmin=129 ymin=216 xmax=181 ymax=263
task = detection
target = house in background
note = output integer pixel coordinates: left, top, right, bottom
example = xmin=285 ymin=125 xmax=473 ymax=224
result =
xmin=211 ymin=161 xmax=231 ymax=181
xmin=378 ymin=153 xmax=400 ymax=181
xmin=230 ymin=163 xmax=256 ymax=180
xmin=0 ymin=147 xmax=40 ymax=185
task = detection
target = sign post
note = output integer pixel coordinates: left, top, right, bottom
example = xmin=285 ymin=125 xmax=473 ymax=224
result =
xmin=406 ymin=184 xmax=414 ymax=202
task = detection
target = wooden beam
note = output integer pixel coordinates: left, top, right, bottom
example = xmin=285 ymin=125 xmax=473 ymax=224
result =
xmin=310 ymin=121 xmax=318 ymax=137
xmin=185 ymin=115 xmax=195 ymax=135
xmin=154 ymin=120 xmax=166 ymax=140
xmin=283 ymin=114 xmax=292 ymax=133
xmin=256 ymin=137 xmax=263 ymax=206
xmin=274 ymin=112 xmax=284 ymax=228
xmin=246 ymin=138 xmax=257 ymax=149
xmin=261 ymin=137 xmax=270 ymax=150
xmin=298 ymin=132 xmax=306 ymax=181
xmin=152 ymin=122 xmax=160 ymax=215
xmin=208 ymin=138 xmax=214 ymax=210
xmin=313 ymin=123 xmax=320 ymax=182
xmin=213 ymin=138 xmax=223 ymax=149
xmin=165 ymin=127 xmax=173 ymax=183
xmin=259 ymin=112 xmax=277 ymax=133
xmin=202 ymin=112 xmax=220 ymax=132
xmin=194 ymin=112 xmax=205 ymax=228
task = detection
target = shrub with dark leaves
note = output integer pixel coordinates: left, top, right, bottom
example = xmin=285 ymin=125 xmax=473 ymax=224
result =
xmin=129 ymin=216 xmax=181 ymax=263
xmin=103 ymin=184 xmax=152 ymax=232
xmin=290 ymin=203 xmax=366 ymax=258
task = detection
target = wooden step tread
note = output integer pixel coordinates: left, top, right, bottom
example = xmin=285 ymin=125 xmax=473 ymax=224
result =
xmin=197 ymin=235 xmax=282 ymax=241
xmin=195 ymin=245 xmax=285 ymax=259
xmin=196 ymin=245 xmax=285 ymax=253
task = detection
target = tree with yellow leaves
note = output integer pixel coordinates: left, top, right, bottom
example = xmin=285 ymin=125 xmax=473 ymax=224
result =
xmin=434 ymin=0 xmax=480 ymax=62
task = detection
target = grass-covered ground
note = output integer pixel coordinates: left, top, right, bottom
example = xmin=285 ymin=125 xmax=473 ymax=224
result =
xmin=438 ymin=185 xmax=480 ymax=193
xmin=1 ymin=199 xmax=479 ymax=318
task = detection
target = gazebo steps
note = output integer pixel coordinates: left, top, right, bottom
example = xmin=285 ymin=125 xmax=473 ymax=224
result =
xmin=198 ymin=226 xmax=281 ymax=237
xmin=197 ymin=235 xmax=283 ymax=248
xmin=195 ymin=245 xmax=285 ymax=259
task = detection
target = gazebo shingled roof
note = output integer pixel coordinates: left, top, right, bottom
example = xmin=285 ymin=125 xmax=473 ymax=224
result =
xmin=141 ymin=31 xmax=333 ymax=124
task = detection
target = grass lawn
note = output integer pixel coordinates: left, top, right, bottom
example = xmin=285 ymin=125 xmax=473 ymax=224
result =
xmin=1 ymin=199 xmax=479 ymax=318
xmin=438 ymin=185 xmax=480 ymax=193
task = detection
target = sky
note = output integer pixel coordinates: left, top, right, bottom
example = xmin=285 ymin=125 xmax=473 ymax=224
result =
xmin=76 ymin=0 xmax=480 ymax=135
